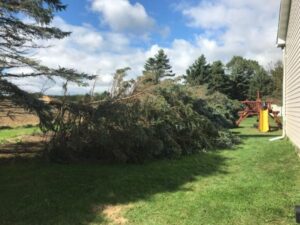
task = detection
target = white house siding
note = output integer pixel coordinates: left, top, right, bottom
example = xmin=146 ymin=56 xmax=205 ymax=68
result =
xmin=285 ymin=0 xmax=300 ymax=149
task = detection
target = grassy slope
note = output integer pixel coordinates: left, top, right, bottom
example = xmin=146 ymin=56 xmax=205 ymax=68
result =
xmin=0 ymin=118 xmax=299 ymax=225
xmin=0 ymin=126 xmax=40 ymax=144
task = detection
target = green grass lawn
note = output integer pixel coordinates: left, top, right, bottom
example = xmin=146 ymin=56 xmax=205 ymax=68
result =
xmin=0 ymin=118 xmax=299 ymax=225
xmin=0 ymin=126 xmax=40 ymax=144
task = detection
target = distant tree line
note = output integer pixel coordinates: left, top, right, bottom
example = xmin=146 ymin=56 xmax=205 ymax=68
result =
xmin=183 ymin=55 xmax=283 ymax=101
xmin=50 ymin=53 xmax=283 ymax=104
xmin=51 ymin=51 xmax=283 ymax=104
xmin=55 ymin=51 xmax=282 ymax=104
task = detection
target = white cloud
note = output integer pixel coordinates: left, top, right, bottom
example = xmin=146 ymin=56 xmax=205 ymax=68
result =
xmin=90 ymin=0 xmax=154 ymax=34
xmin=180 ymin=0 xmax=282 ymax=65
xmin=7 ymin=17 xmax=147 ymax=95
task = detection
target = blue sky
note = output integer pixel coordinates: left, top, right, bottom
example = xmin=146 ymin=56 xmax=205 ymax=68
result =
xmin=59 ymin=0 xmax=199 ymax=48
xmin=16 ymin=0 xmax=283 ymax=94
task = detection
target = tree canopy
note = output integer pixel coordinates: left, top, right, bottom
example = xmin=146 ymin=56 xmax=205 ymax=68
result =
xmin=184 ymin=55 xmax=275 ymax=101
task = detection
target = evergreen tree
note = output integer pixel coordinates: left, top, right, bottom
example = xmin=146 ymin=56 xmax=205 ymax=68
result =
xmin=227 ymin=56 xmax=259 ymax=100
xmin=208 ymin=60 xmax=231 ymax=95
xmin=270 ymin=61 xmax=283 ymax=100
xmin=227 ymin=56 xmax=249 ymax=100
xmin=143 ymin=49 xmax=175 ymax=83
xmin=0 ymin=0 xmax=94 ymax=129
xmin=248 ymin=68 xmax=273 ymax=100
xmin=226 ymin=56 xmax=274 ymax=100
xmin=185 ymin=55 xmax=211 ymax=86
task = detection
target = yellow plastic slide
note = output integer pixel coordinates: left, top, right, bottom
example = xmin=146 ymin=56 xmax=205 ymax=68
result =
xmin=259 ymin=109 xmax=269 ymax=132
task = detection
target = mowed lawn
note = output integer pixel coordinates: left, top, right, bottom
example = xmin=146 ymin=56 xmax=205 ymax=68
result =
xmin=0 ymin=118 xmax=299 ymax=225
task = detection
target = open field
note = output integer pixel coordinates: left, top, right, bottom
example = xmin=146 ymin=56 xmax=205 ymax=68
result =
xmin=0 ymin=117 xmax=299 ymax=225
xmin=0 ymin=126 xmax=45 ymax=158
xmin=0 ymin=126 xmax=40 ymax=144
xmin=0 ymin=100 xmax=39 ymax=128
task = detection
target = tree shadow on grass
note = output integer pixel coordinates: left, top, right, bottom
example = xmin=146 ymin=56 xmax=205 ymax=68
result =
xmin=232 ymin=125 xmax=282 ymax=140
xmin=230 ymin=124 xmax=282 ymax=152
xmin=238 ymin=134 xmax=280 ymax=139
xmin=0 ymin=150 xmax=228 ymax=225
xmin=0 ymin=141 xmax=44 ymax=153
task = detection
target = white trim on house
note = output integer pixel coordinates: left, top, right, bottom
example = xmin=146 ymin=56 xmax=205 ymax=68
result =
xmin=272 ymin=0 xmax=290 ymax=142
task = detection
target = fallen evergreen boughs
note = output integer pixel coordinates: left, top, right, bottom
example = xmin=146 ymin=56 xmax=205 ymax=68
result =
xmin=47 ymin=78 xmax=240 ymax=163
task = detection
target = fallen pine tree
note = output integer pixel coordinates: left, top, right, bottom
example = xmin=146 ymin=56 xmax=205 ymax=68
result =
xmin=46 ymin=71 xmax=240 ymax=163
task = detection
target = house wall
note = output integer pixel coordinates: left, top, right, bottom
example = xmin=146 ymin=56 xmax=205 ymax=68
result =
xmin=284 ymin=0 xmax=300 ymax=149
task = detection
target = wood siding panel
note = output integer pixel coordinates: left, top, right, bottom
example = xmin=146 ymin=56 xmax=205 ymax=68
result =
xmin=285 ymin=0 xmax=300 ymax=149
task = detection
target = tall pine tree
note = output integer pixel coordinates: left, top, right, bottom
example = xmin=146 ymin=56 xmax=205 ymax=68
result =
xmin=0 ymin=1 xmax=94 ymax=129
xmin=227 ymin=56 xmax=257 ymax=100
xmin=143 ymin=49 xmax=175 ymax=83
xmin=208 ymin=61 xmax=231 ymax=95
xmin=185 ymin=55 xmax=211 ymax=86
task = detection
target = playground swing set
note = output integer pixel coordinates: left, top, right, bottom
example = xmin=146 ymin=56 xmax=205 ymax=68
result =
xmin=235 ymin=92 xmax=282 ymax=132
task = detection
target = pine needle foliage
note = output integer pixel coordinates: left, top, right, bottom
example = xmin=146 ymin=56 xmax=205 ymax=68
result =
xmin=185 ymin=55 xmax=211 ymax=86
xmin=47 ymin=72 xmax=240 ymax=163
xmin=143 ymin=49 xmax=175 ymax=84
xmin=0 ymin=0 xmax=94 ymax=129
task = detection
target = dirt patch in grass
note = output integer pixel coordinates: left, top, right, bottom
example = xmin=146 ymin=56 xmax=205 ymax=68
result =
xmin=92 ymin=204 xmax=132 ymax=225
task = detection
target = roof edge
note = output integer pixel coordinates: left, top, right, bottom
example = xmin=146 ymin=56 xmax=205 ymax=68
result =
xmin=276 ymin=0 xmax=292 ymax=48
